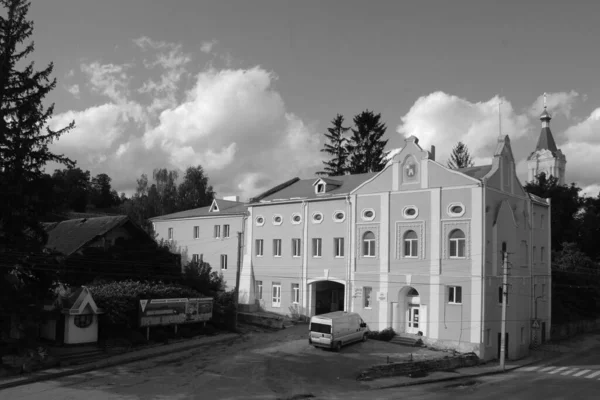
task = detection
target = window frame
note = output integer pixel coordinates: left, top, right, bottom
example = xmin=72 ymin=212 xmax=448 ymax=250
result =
xmin=255 ymin=239 xmax=264 ymax=257
xmin=168 ymin=227 xmax=173 ymax=240
xmin=312 ymin=212 xmax=324 ymax=224
xmin=193 ymin=226 xmax=200 ymax=239
xmin=192 ymin=254 xmax=199 ymax=263
xmin=273 ymin=239 xmax=282 ymax=257
xmin=447 ymin=202 xmax=466 ymax=218
xmin=332 ymin=210 xmax=346 ymax=222
xmin=402 ymin=205 xmax=419 ymax=219
xmin=363 ymin=286 xmax=372 ymax=309
xmin=223 ymin=224 xmax=230 ymax=238
xmin=448 ymin=286 xmax=462 ymax=304
xmin=255 ymin=280 xmax=263 ymax=300
xmin=403 ymin=230 xmax=418 ymax=258
xmin=214 ymin=224 xmax=221 ymax=238
xmin=272 ymin=215 xmax=283 ymax=226
xmin=449 ymin=229 xmax=466 ymax=258
xmin=361 ymin=208 xmax=375 ymax=222
xmin=292 ymin=238 xmax=301 ymax=257
xmin=291 ymin=213 xmax=302 ymax=224
xmin=362 ymin=231 xmax=376 ymax=257
xmin=255 ymin=216 xmax=265 ymax=227
xmin=220 ymin=254 xmax=228 ymax=270
xmin=74 ymin=314 xmax=93 ymax=329
xmin=312 ymin=238 xmax=322 ymax=257
xmin=292 ymin=283 xmax=300 ymax=304
xmin=334 ymin=237 xmax=345 ymax=258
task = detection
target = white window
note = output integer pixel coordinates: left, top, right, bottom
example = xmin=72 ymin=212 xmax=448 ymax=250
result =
xmin=333 ymin=211 xmax=345 ymax=222
xmin=193 ymin=226 xmax=199 ymax=239
xmin=316 ymin=183 xmax=325 ymax=193
xmin=449 ymin=229 xmax=466 ymax=258
xmin=255 ymin=239 xmax=264 ymax=257
xmin=214 ymin=225 xmax=221 ymax=238
xmin=220 ymin=254 xmax=227 ymax=269
xmin=255 ymin=216 xmax=265 ymax=226
xmin=168 ymin=227 xmax=173 ymax=240
xmin=273 ymin=215 xmax=283 ymax=225
xmin=223 ymin=224 xmax=230 ymax=238
xmin=363 ymin=287 xmax=372 ymax=308
xmin=272 ymin=283 xmax=281 ymax=307
xmin=402 ymin=206 xmax=418 ymax=219
xmin=312 ymin=212 xmax=323 ymax=224
xmin=291 ymin=213 xmax=302 ymax=224
xmin=448 ymin=286 xmax=462 ymax=304
xmin=447 ymin=203 xmax=465 ymax=217
xmin=312 ymin=238 xmax=322 ymax=257
xmin=362 ymin=231 xmax=376 ymax=257
xmin=292 ymin=283 xmax=300 ymax=304
xmin=255 ymin=280 xmax=263 ymax=300
xmin=403 ymin=230 xmax=418 ymax=258
xmin=541 ymin=247 xmax=545 ymax=262
xmin=362 ymin=208 xmax=375 ymax=221
xmin=334 ymin=237 xmax=344 ymax=257
xmin=292 ymin=238 xmax=301 ymax=257
xmin=486 ymin=329 xmax=491 ymax=347
xmin=273 ymin=239 xmax=282 ymax=257
xmin=192 ymin=254 xmax=199 ymax=263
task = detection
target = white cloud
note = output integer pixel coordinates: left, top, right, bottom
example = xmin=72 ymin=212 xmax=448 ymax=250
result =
xmin=81 ymin=62 xmax=131 ymax=103
xmin=397 ymin=91 xmax=530 ymax=168
xmin=65 ymin=84 xmax=80 ymax=98
xmin=200 ymin=40 xmax=218 ymax=54
xmin=528 ymin=91 xmax=580 ymax=119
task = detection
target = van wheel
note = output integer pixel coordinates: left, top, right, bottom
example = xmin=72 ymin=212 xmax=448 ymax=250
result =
xmin=362 ymin=334 xmax=368 ymax=342
xmin=334 ymin=341 xmax=342 ymax=352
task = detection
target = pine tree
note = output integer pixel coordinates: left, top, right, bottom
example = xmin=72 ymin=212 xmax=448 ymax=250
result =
xmin=447 ymin=141 xmax=474 ymax=169
xmin=0 ymin=0 xmax=75 ymax=251
xmin=347 ymin=110 xmax=388 ymax=174
xmin=317 ymin=114 xmax=350 ymax=176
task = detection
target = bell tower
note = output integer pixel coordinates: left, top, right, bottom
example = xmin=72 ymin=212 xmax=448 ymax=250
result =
xmin=527 ymin=93 xmax=567 ymax=184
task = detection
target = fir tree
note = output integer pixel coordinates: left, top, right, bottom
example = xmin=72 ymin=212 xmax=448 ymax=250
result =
xmin=0 ymin=0 xmax=74 ymax=251
xmin=317 ymin=114 xmax=350 ymax=176
xmin=447 ymin=141 xmax=474 ymax=169
xmin=347 ymin=110 xmax=388 ymax=174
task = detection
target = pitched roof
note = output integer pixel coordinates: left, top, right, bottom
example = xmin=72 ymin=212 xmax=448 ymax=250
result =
xmin=457 ymin=165 xmax=492 ymax=180
xmin=42 ymin=215 xmax=135 ymax=256
xmin=151 ymin=199 xmax=248 ymax=221
xmin=255 ymin=172 xmax=378 ymax=203
xmin=534 ymin=127 xmax=558 ymax=154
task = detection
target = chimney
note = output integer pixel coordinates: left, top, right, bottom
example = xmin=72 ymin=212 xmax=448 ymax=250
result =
xmin=429 ymin=145 xmax=436 ymax=161
xmin=223 ymin=195 xmax=240 ymax=202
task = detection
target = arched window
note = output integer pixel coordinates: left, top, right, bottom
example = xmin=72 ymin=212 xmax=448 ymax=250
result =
xmin=362 ymin=231 xmax=376 ymax=257
xmin=449 ymin=229 xmax=466 ymax=258
xmin=403 ymin=230 xmax=418 ymax=258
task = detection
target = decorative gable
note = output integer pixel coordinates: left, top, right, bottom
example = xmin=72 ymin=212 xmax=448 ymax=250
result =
xmin=313 ymin=178 xmax=342 ymax=195
xmin=209 ymin=199 xmax=220 ymax=212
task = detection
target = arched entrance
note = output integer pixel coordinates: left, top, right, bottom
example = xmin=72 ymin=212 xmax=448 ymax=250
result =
xmin=309 ymin=280 xmax=345 ymax=316
xmin=391 ymin=287 xmax=420 ymax=334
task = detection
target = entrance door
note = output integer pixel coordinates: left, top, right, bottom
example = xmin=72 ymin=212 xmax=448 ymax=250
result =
xmin=407 ymin=306 xmax=419 ymax=334
xmin=390 ymin=302 xmax=398 ymax=331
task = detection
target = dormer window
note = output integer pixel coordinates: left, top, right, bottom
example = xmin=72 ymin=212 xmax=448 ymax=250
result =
xmin=317 ymin=183 xmax=325 ymax=193
xmin=313 ymin=178 xmax=342 ymax=195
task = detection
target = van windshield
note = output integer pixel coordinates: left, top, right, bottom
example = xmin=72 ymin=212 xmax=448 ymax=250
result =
xmin=310 ymin=322 xmax=332 ymax=334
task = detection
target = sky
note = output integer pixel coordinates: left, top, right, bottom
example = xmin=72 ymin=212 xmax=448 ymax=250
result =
xmin=23 ymin=0 xmax=600 ymax=200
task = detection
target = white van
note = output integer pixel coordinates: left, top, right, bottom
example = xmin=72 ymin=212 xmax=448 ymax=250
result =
xmin=308 ymin=311 xmax=369 ymax=351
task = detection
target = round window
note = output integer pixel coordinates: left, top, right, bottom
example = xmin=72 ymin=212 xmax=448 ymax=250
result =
xmin=74 ymin=314 xmax=93 ymax=329
xmin=335 ymin=212 xmax=344 ymax=220
xmin=293 ymin=215 xmax=301 ymax=222
xmin=451 ymin=205 xmax=463 ymax=214
xmin=313 ymin=213 xmax=322 ymax=221
xmin=405 ymin=208 xmax=416 ymax=216
xmin=256 ymin=217 xmax=264 ymax=224
xmin=364 ymin=210 xmax=374 ymax=218
xmin=274 ymin=216 xmax=282 ymax=223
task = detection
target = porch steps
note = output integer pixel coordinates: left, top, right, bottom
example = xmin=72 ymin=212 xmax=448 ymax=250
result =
xmin=390 ymin=334 xmax=424 ymax=347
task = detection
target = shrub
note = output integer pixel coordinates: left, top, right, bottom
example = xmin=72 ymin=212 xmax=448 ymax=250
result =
xmin=88 ymin=280 xmax=202 ymax=328
xmin=367 ymin=327 xmax=396 ymax=341
xmin=182 ymin=261 xmax=225 ymax=297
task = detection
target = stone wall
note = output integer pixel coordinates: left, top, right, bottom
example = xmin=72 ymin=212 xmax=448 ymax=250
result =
xmin=550 ymin=318 xmax=600 ymax=341
xmin=421 ymin=337 xmax=482 ymax=356
xmin=356 ymin=353 xmax=480 ymax=381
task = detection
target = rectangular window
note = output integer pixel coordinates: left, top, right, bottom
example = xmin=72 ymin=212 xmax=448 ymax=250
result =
xmin=192 ymin=254 xmax=199 ymax=263
xmin=220 ymin=254 xmax=227 ymax=269
xmin=223 ymin=224 xmax=230 ymax=238
xmin=168 ymin=227 xmax=173 ymax=240
xmin=363 ymin=287 xmax=372 ymax=308
xmin=541 ymin=247 xmax=545 ymax=262
xmin=533 ymin=246 xmax=536 ymax=263
xmin=521 ymin=327 xmax=525 ymax=344
xmin=255 ymin=280 xmax=263 ymax=300
xmin=193 ymin=226 xmax=199 ymax=239
xmin=334 ymin=238 xmax=344 ymax=257
xmin=498 ymin=286 xmax=503 ymax=304
xmin=533 ymin=284 xmax=537 ymax=297
xmin=312 ymin=238 xmax=322 ymax=257
xmin=273 ymin=239 xmax=282 ymax=257
xmin=214 ymin=225 xmax=221 ymax=238
xmin=540 ymin=214 xmax=545 ymax=229
xmin=542 ymin=283 xmax=546 ymax=297
xmin=486 ymin=329 xmax=491 ymax=347
xmin=292 ymin=283 xmax=300 ymax=304
xmin=448 ymin=286 xmax=462 ymax=304
xmin=292 ymin=238 xmax=301 ymax=257
xmin=272 ymin=283 xmax=281 ymax=307
xmin=255 ymin=239 xmax=264 ymax=256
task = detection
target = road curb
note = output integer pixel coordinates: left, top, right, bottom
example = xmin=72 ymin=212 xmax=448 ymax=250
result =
xmin=0 ymin=333 xmax=240 ymax=391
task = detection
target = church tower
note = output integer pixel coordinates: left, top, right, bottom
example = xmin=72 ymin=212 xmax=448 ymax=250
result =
xmin=527 ymin=94 xmax=567 ymax=184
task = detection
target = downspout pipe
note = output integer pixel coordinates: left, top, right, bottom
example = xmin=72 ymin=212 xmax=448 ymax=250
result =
xmin=345 ymin=195 xmax=351 ymax=311
xmin=481 ymin=180 xmax=486 ymax=355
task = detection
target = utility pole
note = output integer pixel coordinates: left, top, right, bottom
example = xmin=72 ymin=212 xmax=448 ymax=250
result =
xmin=233 ymin=231 xmax=243 ymax=331
xmin=500 ymin=250 xmax=508 ymax=371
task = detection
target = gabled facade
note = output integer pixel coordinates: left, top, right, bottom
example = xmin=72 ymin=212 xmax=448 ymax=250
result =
xmin=151 ymin=197 xmax=248 ymax=289
xmin=239 ymin=134 xmax=551 ymax=362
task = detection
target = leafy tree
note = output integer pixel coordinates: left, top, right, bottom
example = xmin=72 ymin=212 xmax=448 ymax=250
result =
xmin=0 ymin=0 xmax=75 ymax=252
xmin=317 ymin=114 xmax=350 ymax=176
xmin=524 ymin=173 xmax=582 ymax=252
xmin=182 ymin=260 xmax=225 ymax=297
xmin=177 ymin=165 xmax=214 ymax=210
xmin=153 ymin=168 xmax=179 ymax=215
xmin=51 ymin=167 xmax=91 ymax=212
xmin=577 ymin=194 xmax=600 ymax=261
xmin=346 ymin=110 xmax=388 ymax=174
xmin=447 ymin=141 xmax=474 ymax=169
xmin=552 ymin=242 xmax=597 ymax=274
xmin=90 ymin=173 xmax=120 ymax=209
